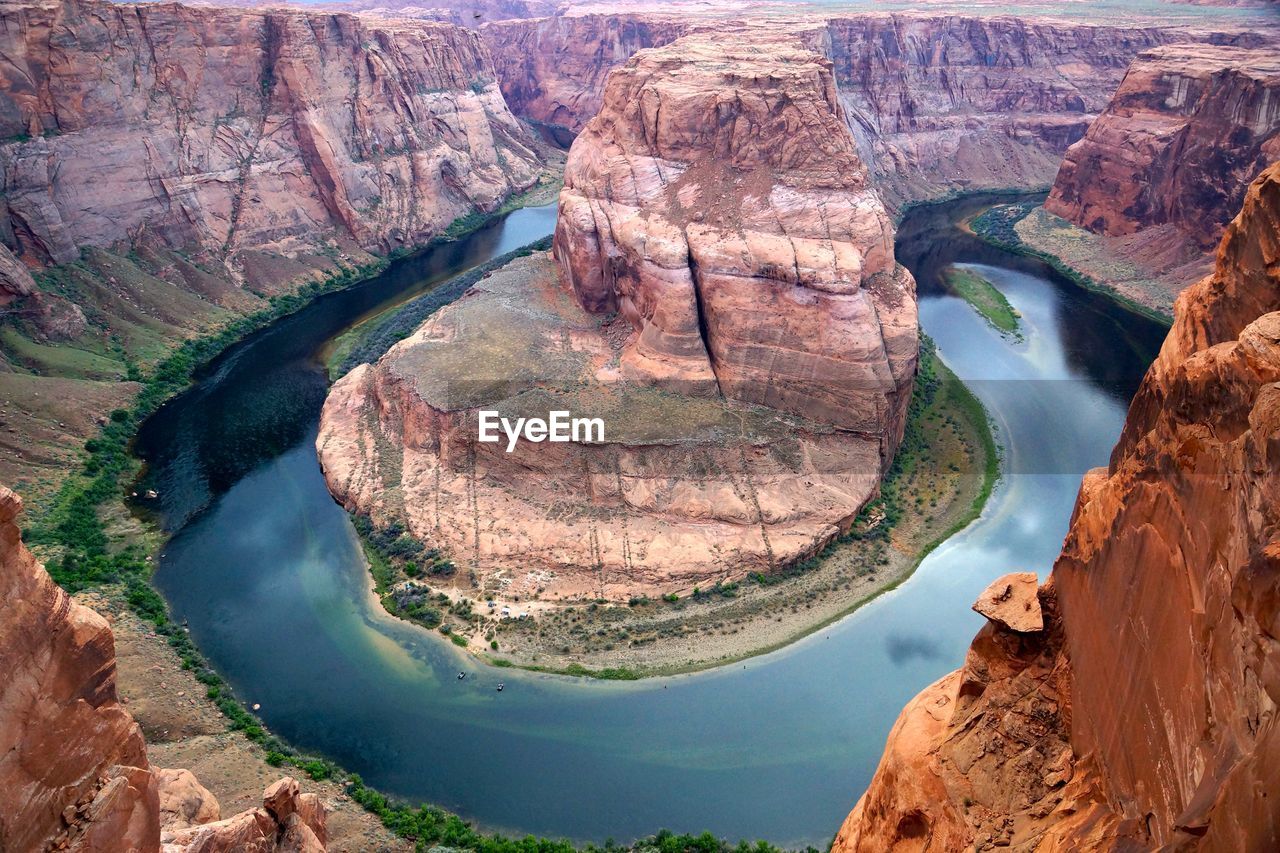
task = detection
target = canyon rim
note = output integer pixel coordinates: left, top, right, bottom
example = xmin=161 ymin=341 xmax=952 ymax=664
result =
xmin=2 ymin=0 xmax=1280 ymax=851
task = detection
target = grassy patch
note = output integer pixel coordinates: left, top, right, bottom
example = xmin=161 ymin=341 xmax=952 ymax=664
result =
xmin=944 ymin=265 xmax=1022 ymax=338
xmin=970 ymin=202 xmax=1171 ymax=326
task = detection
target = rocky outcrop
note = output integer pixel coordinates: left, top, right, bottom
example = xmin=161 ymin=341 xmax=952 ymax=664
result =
xmin=319 ymin=31 xmax=916 ymax=600
xmin=0 ymin=483 xmax=329 ymax=852
xmin=553 ymin=30 xmax=916 ymax=429
xmin=481 ymin=13 xmax=1211 ymax=205
xmin=0 ymin=241 xmax=84 ymax=340
xmin=1046 ymin=44 xmax=1280 ymax=249
xmin=0 ymin=484 xmax=157 ymax=852
xmin=0 ymin=0 xmax=542 ymax=281
xmin=834 ymin=161 xmax=1280 ymax=851
xmin=971 ymin=572 xmax=1042 ymax=633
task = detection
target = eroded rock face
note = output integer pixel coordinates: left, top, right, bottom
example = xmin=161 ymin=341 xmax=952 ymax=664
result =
xmin=824 ymin=15 xmax=1188 ymax=206
xmin=0 ymin=483 xmax=328 ymax=852
xmin=0 ymin=484 xmax=158 ymax=852
xmin=834 ymin=161 xmax=1280 ymax=851
xmin=319 ymin=32 xmax=916 ymax=600
xmin=554 ymin=30 xmax=916 ymax=431
xmin=482 ymin=15 xmax=690 ymax=141
xmin=0 ymin=0 xmax=541 ymax=278
xmin=1046 ymin=44 xmax=1280 ymax=249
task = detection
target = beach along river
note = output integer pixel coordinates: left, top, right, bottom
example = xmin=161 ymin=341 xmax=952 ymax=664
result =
xmin=136 ymin=197 xmax=1167 ymax=846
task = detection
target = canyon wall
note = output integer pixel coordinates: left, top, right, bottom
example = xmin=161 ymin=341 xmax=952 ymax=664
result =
xmin=319 ymin=31 xmax=916 ymax=600
xmin=834 ymin=161 xmax=1280 ymax=851
xmin=0 ymin=0 xmax=542 ymax=279
xmin=0 ymin=484 xmax=329 ymax=852
xmin=1046 ymin=44 xmax=1280 ymax=249
xmin=482 ymin=13 xmax=1202 ymax=205
xmin=821 ymin=15 xmax=1184 ymax=205
xmin=482 ymin=15 xmax=690 ymax=142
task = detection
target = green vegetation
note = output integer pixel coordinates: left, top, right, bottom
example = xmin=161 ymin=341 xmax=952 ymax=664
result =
xmin=969 ymin=202 xmax=1171 ymax=326
xmin=330 ymin=235 xmax=554 ymax=378
xmin=944 ymin=265 xmax=1022 ymax=338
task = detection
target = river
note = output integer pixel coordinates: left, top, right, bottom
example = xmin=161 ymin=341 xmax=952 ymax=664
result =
xmin=135 ymin=196 xmax=1167 ymax=847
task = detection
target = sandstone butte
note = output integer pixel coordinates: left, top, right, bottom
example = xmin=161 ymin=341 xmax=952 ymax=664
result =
xmin=0 ymin=0 xmax=543 ymax=337
xmin=317 ymin=30 xmax=918 ymax=601
xmin=480 ymin=12 xmax=1257 ymax=207
xmin=0 ymin=483 xmax=331 ymax=852
xmin=833 ymin=160 xmax=1280 ymax=852
xmin=1046 ymin=43 xmax=1280 ymax=256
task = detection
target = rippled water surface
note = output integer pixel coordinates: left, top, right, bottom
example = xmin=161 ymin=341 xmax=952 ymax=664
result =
xmin=138 ymin=197 xmax=1166 ymax=845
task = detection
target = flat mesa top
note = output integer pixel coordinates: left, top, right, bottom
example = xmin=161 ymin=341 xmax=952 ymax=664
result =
xmin=385 ymin=252 xmax=834 ymax=445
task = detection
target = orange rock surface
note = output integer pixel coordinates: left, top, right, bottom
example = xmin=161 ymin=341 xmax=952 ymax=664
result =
xmin=0 ymin=483 xmax=329 ymax=852
xmin=834 ymin=161 xmax=1280 ymax=851
xmin=1047 ymin=44 xmax=1280 ymax=249
xmin=319 ymin=31 xmax=916 ymax=600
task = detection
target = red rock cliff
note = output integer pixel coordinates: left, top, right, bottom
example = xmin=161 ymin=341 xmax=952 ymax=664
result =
xmin=0 ymin=0 xmax=542 ymax=273
xmin=482 ymin=15 xmax=690 ymax=140
xmin=834 ymin=161 xmax=1280 ymax=851
xmin=0 ymin=484 xmax=329 ymax=852
xmin=1046 ymin=44 xmax=1280 ymax=249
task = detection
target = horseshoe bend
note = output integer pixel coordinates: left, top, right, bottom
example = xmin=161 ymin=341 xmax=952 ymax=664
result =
xmin=1 ymin=0 xmax=1280 ymax=850
xmin=317 ymin=31 xmax=920 ymax=605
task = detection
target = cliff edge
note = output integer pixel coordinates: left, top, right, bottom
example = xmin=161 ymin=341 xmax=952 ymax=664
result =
xmin=0 ymin=483 xmax=330 ymax=852
xmin=834 ymin=161 xmax=1280 ymax=851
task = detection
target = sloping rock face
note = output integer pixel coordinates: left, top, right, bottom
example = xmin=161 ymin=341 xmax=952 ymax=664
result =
xmin=0 ymin=484 xmax=328 ymax=852
xmin=0 ymin=0 xmax=541 ymax=275
xmin=834 ymin=161 xmax=1280 ymax=851
xmin=482 ymin=13 xmax=1196 ymax=204
xmin=0 ymin=484 xmax=158 ymax=852
xmin=822 ymin=15 xmax=1183 ymax=206
xmin=319 ymin=32 xmax=916 ymax=600
xmin=482 ymin=15 xmax=690 ymax=141
xmin=1046 ymin=44 xmax=1280 ymax=250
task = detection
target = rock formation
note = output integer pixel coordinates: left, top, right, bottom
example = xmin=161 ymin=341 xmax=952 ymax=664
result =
xmin=1046 ymin=44 xmax=1280 ymax=249
xmin=319 ymin=31 xmax=916 ymax=600
xmin=0 ymin=0 xmax=542 ymax=281
xmin=0 ymin=483 xmax=329 ymax=852
xmin=553 ymin=30 xmax=916 ymax=429
xmin=482 ymin=13 xmax=1220 ymax=205
xmin=834 ymin=161 xmax=1280 ymax=851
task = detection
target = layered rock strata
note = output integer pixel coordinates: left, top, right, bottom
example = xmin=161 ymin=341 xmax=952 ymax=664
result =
xmin=834 ymin=161 xmax=1280 ymax=851
xmin=482 ymin=14 xmax=1215 ymax=204
xmin=1047 ymin=44 xmax=1280 ymax=250
xmin=0 ymin=0 xmax=542 ymax=278
xmin=319 ymin=32 xmax=917 ymax=600
xmin=823 ymin=15 xmax=1188 ymax=206
xmin=0 ymin=483 xmax=329 ymax=852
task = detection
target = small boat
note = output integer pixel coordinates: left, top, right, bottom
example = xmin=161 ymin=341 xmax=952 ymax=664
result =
xmin=496 ymin=683 xmax=504 ymax=692
xmin=457 ymin=671 xmax=465 ymax=680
